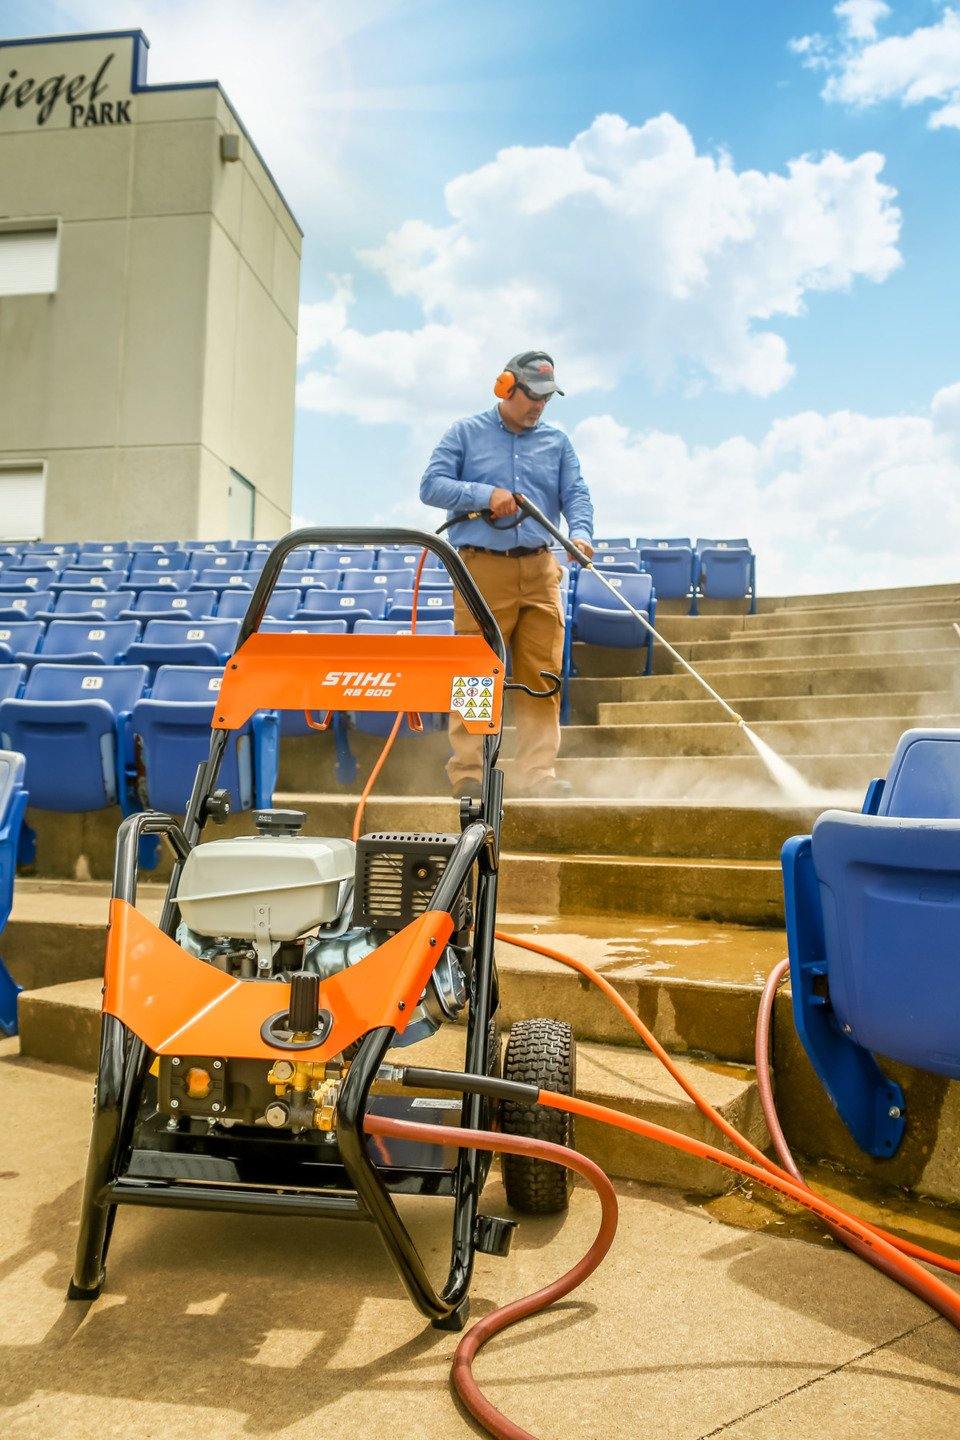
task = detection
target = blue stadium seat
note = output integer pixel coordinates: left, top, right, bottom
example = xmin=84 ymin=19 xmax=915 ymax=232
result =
xmin=0 ymin=666 xmax=25 ymax=702
xmin=25 ymin=542 xmax=79 ymax=557
xmin=188 ymin=550 xmax=247 ymax=572
xmin=573 ymin=570 xmax=656 ymax=675
xmin=343 ymin=569 xmax=397 ymax=595
xmin=133 ymin=666 xmax=278 ymax=814
xmin=244 ymin=550 xmax=271 ymax=571
xmin=52 ymin=570 xmax=127 ymax=593
xmin=594 ymin=537 xmax=631 ymax=549
xmin=234 ymin=540 xmax=275 ymax=554
xmin=594 ymin=548 xmax=640 ymax=573
xmin=43 ymin=590 xmax=130 ymax=622
xmin=0 ymin=572 xmax=56 ymax=594
xmin=376 ymin=550 xmax=421 ymax=573
xmin=27 ymin=619 xmax=141 ymax=668
xmin=127 ymin=549 xmax=190 ymax=574
xmin=349 ymin=619 xmax=454 ymax=736
xmin=387 ymin=591 xmax=455 ymax=623
xmin=392 ymin=569 xmax=451 ymax=589
xmin=696 ymin=546 xmax=756 ymax=613
xmin=639 ymin=546 xmax=695 ymax=603
xmin=0 ymin=593 xmax=50 ymax=622
xmin=0 ymin=748 xmax=28 ymax=1034
xmin=310 ymin=551 xmax=376 ymax=576
xmin=122 ymin=590 xmax=217 ymax=621
xmin=695 ymin=537 xmax=750 ymax=550
xmin=129 ymin=540 xmax=180 ymax=553
xmin=86 ymin=541 xmax=129 ymax=554
xmin=74 ymin=552 xmax=130 ymax=573
xmin=299 ymin=590 xmax=387 ymax=627
xmin=192 ymin=569 xmax=252 ymax=594
xmin=9 ymin=557 xmax=59 ymax=574
xmin=0 ymin=664 xmax=148 ymax=811
xmin=181 ymin=540 xmax=235 ymax=553
xmin=0 ymin=622 xmax=44 ymax=663
xmin=123 ymin=618 xmax=240 ymax=674
xmin=635 ymin=537 xmax=691 ymax=549
xmin=216 ymin=588 xmax=298 ymax=621
xmin=122 ymin=571 xmax=195 ymax=592
xmin=783 ymin=728 xmax=960 ymax=1158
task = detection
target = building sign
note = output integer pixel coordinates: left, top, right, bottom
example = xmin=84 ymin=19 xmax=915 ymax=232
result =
xmin=0 ymin=35 xmax=137 ymax=133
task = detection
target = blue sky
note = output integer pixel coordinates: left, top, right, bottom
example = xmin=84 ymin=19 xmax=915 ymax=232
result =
xmin=6 ymin=1 xmax=960 ymax=591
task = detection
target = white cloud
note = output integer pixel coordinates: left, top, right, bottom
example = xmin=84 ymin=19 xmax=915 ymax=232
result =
xmin=794 ymin=3 xmax=960 ymax=131
xmin=298 ymin=277 xmax=354 ymax=364
xmin=570 ymin=382 xmax=960 ymax=595
xmin=297 ymin=112 xmax=901 ymax=428
xmin=835 ymin=1 xmax=891 ymax=43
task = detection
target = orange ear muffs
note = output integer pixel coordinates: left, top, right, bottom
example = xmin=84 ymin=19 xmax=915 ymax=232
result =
xmin=493 ymin=370 xmax=516 ymax=399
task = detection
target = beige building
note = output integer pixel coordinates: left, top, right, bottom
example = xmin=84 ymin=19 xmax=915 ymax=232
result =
xmin=0 ymin=29 xmax=301 ymax=542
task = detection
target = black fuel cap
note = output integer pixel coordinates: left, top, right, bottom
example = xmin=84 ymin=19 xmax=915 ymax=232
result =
xmin=254 ymin=808 xmax=306 ymax=837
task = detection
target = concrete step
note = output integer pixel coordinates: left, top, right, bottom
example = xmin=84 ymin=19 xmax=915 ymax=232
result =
xmin=550 ymin=752 xmax=872 ymax=803
xmin=576 ymin=660 xmax=960 ymax=709
xmin=757 ymin=580 xmax=960 ymax=612
xmin=573 ymin=714 xmax=960 ymax=760
xmin=680 ymin=623 xmax=959 ymax=664
xmin=598 ymin=690 xmax=960 ymax=726
xmin=744 ymin=599 xmax=960 ymax=633
xmin=16 ymin=976 xmax=767 ymax=1194
xmin=693 ymin=646 xmax=960 ymax=676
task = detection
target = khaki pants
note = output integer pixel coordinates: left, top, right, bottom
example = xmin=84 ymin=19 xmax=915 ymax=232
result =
xmin=448 ymin=547 xmax=565 ymax=789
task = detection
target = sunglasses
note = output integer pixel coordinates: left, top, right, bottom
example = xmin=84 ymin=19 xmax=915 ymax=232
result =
xmin=517 ymin=383 xmax=553 ymax=402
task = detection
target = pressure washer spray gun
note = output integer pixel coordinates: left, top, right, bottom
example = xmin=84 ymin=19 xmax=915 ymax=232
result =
xmin=440 ymin=491 xmax=749 ymax=730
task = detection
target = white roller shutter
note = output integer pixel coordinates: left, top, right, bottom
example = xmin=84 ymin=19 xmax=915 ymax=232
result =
xmin=0 ymin=468 xmax=46 ymax=540
xmin=0 ymin=225 xmax=60 ymax=296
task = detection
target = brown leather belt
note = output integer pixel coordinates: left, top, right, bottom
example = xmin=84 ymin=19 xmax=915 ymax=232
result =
xmin=459 ymin=544 xmax=547 ymax=558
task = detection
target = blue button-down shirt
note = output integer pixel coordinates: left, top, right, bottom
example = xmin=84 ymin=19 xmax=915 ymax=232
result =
xmin=419 ymin=406 xmax=594 ymax=551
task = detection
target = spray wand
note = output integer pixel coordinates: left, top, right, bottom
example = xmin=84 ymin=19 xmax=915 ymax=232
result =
xmin=454 ymin=492 xmax=749 ymax=730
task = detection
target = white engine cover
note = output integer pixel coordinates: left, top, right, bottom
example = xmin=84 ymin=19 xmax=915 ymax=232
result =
xmin=177 ymin=834 xmax=356 ymax=941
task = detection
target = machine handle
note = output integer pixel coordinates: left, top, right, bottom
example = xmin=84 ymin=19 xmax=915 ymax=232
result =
xmin=504 ymin=669 xmax=562 ymax=699
xmin=113 ymin=811 xmax=191 ymax=907
xmin=237 ymin=527 xmax=506 ymax=666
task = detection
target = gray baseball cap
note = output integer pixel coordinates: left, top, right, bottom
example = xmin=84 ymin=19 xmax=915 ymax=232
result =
xmin=506 ymin=351 xmax=564 ymax=397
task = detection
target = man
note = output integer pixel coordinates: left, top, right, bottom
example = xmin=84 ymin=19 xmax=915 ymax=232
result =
xmin=420 ymin=350 xmax=594 ymax=799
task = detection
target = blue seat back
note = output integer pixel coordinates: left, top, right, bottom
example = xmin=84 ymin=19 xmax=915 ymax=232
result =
xmin=130 ymin=540 xmax=180 ymax=553
xmin=695 ymin=537 xmax=750 ymax=550
xmin=128 ymin=590 xmax=217 ymax=619
xmin=123 ymin=571 xmax=196 ymax=592
xmin=193 ymin=569 xmax=251 ymax=592
xmin=811 ymin=811 xmax=960 ymax=1079
xmin=75 ymin=552 xmax=130 ymax=572
xmin=640 ymin=546 xmax=694 ymax=599
xmin=0 ymin=594 xmax=49 ymax=620
xmin=216 ymin=589 xmax=296 ymax=621
xmin=49 ymin=590 xmax=129 ymax=621
xmin=594 ymin=537 xmax=632 ymax=549
xmin=55 ymin=570 xmax=127 ymax=592
xmin=275 ymin=569 xmax=329 ymax=593
xmin=299 ymin=590 xmax=387 ymax=624
xmin=182 ymin=540 xmax=235 ymax=553
xmin=0 ymin=572 xmax=56 ymax=593
xmin=698 ymin=547 xmax=753 ymax=600
xmin=189 ymin=550 xmax=247 ymax=572
xmin=0 ymin=664 xmax=149 ymax=811
xmin=376 ymin=551 xmax=420 ymax=573
xmin=0 ymin=622 xmax=44 ymax=658
xmin=353 ymin=620 xmax=454 ymax=636
xmin=342 ymin=568 xmax=396 ymax=594
xmin=139 ymin=618 xmax=240 ymax=658
xmin=0 ymin=665 xmax=25 ymax=701
xmin=877 ymin=729 xmax=960 ymax=819
xmin=574 ymin=569 xmax=653 ymax=613
xmin=42 ymin=619 xmax=141 ymax=663
xmin=128 ymin=549 xmax=191 ymax=574
xmin=258 ymin=619 xmax=349 ymax=635
xmin=635 ymin=537 xmax=690 ymax=549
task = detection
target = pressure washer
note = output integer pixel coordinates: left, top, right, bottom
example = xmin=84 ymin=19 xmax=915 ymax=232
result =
xmin=68 ymin=525 xmax=960 ymax=1440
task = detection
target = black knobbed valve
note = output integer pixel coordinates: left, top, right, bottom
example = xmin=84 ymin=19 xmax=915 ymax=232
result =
xmin=288 ymin=972 xmax=320 ymax=1036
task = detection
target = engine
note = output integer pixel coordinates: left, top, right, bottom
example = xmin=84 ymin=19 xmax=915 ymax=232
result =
xmin=159 ymin=809 xmax=471 ymax=1135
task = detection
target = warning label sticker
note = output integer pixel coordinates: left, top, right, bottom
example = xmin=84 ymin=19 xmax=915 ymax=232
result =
xmin=450 ymin=674 xmax=495 ymax=724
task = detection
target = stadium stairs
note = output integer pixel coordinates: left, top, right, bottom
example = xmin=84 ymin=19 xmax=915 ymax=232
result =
xmin=9 ymin=578 xmax=960 ymax=1204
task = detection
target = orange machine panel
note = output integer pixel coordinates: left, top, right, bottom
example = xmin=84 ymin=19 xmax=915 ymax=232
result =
xmin=102 ymin=899 xmax=455 ymax=1061
xmin=211 ymin=633 xmax=504 ymax=734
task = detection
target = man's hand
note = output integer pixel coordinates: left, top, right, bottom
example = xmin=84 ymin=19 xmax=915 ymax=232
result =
xmin=490 ymin=487 xmax=520 ymax=519
xmin=573 ymin=539 xmax=594 ymax=563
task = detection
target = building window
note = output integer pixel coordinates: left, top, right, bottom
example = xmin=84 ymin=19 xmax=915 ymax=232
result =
xmin=0 ymin=465 xmax=46 ymax=539
xmin=227 ymin=469 xmax=255 ymax=539
xmin=0 ymin=220 xmax=60 ymax=297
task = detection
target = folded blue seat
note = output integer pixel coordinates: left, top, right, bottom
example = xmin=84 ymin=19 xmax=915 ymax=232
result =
xmin=573 ymin=569 xmax=656 ymax=674
xmin=122 ymin=618 xmax=240 ymax=675
xmin=44 ymin=591 xmax=129 ymax=622
xmin=0 ymin=622 xmax=45 ymax=664
xmin=133 ymin=666 xmax=278 ymax=814
xmin=0 ymin=748 xmax=28 ymax=1034
xmin=639 ymin=546 xmax=695 ymax=603
xmin=0 ymin=594 xmax=50 ymax=622
xmin=696 ymin=546 xmax=756 ymax=613
xmin=216 ymin=589 xmax=298 ymax=621
xmin=127 ymin=549 xmax=191 ymax=575
xmin=23 ymin=618 xmax=141 ymax=668
xmin=52 ymin=570 xmax=127 ymax=594
xmin=299 ymin=590 xmax=387 ymax=627
xmin=0 ymin=666 xmax=25 ymax=702
xmin=0 ymin=663 xmax=148 ymax=810
xmin=122 ymin=590 xmax=217 ymax=621
xmin=188 ymin=550 xmax=247 ymax=572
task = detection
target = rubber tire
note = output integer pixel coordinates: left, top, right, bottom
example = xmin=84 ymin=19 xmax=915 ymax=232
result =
xmin=500 ymin=1018 xmax=575 ymax=1214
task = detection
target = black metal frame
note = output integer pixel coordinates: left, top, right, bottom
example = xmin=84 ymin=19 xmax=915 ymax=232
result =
xmin=69 ymin=529 xmax=508 ymax=1328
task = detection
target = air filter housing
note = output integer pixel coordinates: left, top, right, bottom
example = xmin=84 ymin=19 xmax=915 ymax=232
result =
xmin=353 ymin=832 xmax=470 ymax=932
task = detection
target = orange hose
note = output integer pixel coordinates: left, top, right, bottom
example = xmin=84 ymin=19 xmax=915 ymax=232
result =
xmin=364 ymin=1112 xmax=618 ymax=1440
xmin=496 ymin=929 xmax=960 ymax=1280
xmin=538 ymin=1089 xmax=960 ymax=1327
xmin=351 ymin=547 xmax=429 ymax=841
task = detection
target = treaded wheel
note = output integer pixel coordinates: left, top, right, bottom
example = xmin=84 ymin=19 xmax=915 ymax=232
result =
xmin=500 ymin=1018 xmax=575 ymax=1214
